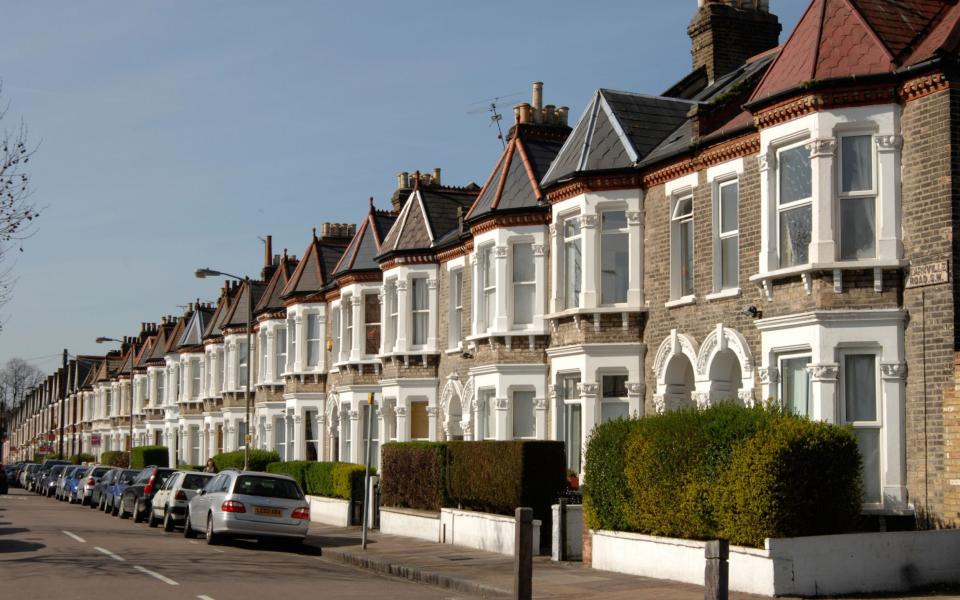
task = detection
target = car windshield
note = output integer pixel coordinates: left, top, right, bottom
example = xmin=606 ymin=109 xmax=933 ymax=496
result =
xmin=51 ymin=467 xmax=64 ymax=475
xmin=155 ymin=471 xmax=174 ymax=486
xmin=120 ymin=470 xmax=138 ymax=483
xmin=182 ymin=474 xmax=212 ymax=490
xmin=92 ymin=467 xmax=109 ymax=477
xmin=233 ymin=476 xmax=303 ymax=500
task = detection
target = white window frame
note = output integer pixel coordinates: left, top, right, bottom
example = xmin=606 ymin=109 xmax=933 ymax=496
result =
xmin=599 ymin=208 xmax=629 ymax=306
xmin=478 ymin=245 xmax=496 ymax=332
xmin=511 ymin=241 xmax=536 ymax=328
xmin=838 ymin=348 xmax=882 ymax=507
xmin=775 ymin=138 xmax=813 ymax=269
xmin=410 ymin=277 xmax=429 ymax=348
xmin=259 ymin=331 xmax=268 ymax=384
xmin=837 ymin=131 xmax=878 ymax=261
xmin=363 ymin=293 xmax=380 ymax=357
xmin=478 ymin=388 xmax=496 ymax=441
xmin=190 ymin=359 xmax=201 ymax=400
xmin=449 ymin=268 xmax=464 ymax=350
xmin=306 ymin=312 xmax=322 ymax=368
xmin=287 ymin=316 xmax=297 ymax=374
xmin=386 ymin=281 xmax=398 ymax=352
xmin=275 ymin=326 xmax=287 ymax=381
xmin=510 ymin=387 xmax=536 ymax=440
xmin=599 ymin=372 xmax=629 ymax=423
xmin=670 ymin=191 xmax=695 ymax=301
xmin=561 ymin=214 xmax=582 ymax=309
xmin=342 ymin=299 xmax=353 ymax=361
xmin=777 ymin=352 xmax=811 ymax=418
xmin=714 ymin=177 xmax=739 ymax=293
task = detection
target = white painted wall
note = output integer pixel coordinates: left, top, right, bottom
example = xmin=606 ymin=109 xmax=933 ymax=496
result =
xmin=307 ymin=495 xmax=352 ymax=527
xmin=379 ymin=507 xmax=441 ymax=543
xmin=440 ymin=508 xmax=541 ymax=556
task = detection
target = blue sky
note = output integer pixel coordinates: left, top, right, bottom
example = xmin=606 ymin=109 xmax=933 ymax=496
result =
xmin=0 ymin=1 xmax=806 ymax=373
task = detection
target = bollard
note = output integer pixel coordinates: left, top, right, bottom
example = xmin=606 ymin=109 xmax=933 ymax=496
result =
xmin=704 ymin=539 xmax=729 ymax=600
xmin=514 ymin=507 xmax=534 ymax=600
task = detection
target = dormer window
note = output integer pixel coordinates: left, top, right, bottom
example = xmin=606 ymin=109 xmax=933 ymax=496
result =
xmin=671 ymin=193 xmax=694 ymax=298
xmin=600 ymin=211 xmax=628 ymax=304
xmin=306 ymin=313 xmax=321 ymax=367
xmin=777 ymin=142 xmax=812 ymax=267
xmin=562 ymin=217 xmax=581 ymax=309
xmin=512 ymin=243 xmax=535 ymax=326
xmin=411 ymin=278 xmax=429 ymax=347
xmin=838 ymin=134 xmax=876 ymax=260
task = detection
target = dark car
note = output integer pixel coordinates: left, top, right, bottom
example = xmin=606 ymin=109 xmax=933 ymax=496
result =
xmin=119 ymin=467 xmax=175 ymax=522
xmin=104 ymin=469 xmax=139 ymax=516
xmin=43 ymin=465 xmax=67 ymax=497
xmin=36 ymin=460 xmax=71 ymax=495
xmin=0 ymin=466 xmax=8 ymax=495
xmin=93 ymin=468 xmax=119 ymax=510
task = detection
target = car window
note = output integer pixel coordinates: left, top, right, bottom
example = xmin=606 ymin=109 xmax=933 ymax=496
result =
xmin=182 ymin=474 xmax=212 ymax=490
xmin=155 ymin=471 xmax=174 ymax=486
xmin=204 ymin=474 xmax=224 ymax=492
xmin=134 ymin=470 xmax=151 ymax=484
xmin=233 ymin=476 xmax=303 ymax=500
xmin=120 ymin=470 xmax=138 ymax=483
xmin=92 ymin=467 xmax=109 ymax=477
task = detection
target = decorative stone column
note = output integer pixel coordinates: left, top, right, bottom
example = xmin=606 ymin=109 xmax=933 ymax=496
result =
xmin=427 ymin=279 xmax=439 ymax=349
xmin=627 ymin=211 xmax=644 ymax=306
xmin=293 ymin=413 xmax=304 ymax=461
xmin=395 ymin=404 xmax=409 ymax=442
xmin=494 ymin=397 xmax=509 ymax=441
xmin=316 ymin=413 xmax=327 ymax=461
xmin=548 ymin=223 xmax=561 ymax=314
xmin=880 ymin=362 xmax=907 ymax=507
xmin=758 ymin=366 xmax=780 ymax=403
xmin=460 ymin=419 xmax=473 ymax=442
xmin=758 ymin=151 xmax=778 ymax=272
xmin=533 ymin=244 xmax=547 ymax=325
xmin=534 ymin=397 xmax=548 ymax=440
xmin=395 ymin=280 xmax=409 ymax=352
xmin=350 ymin=296 xmax=364 ymax=362
xmin=627 ymin=382 xmax=644 ymax=417
xmin=808 ymin=363 xmax=839 ymax=423
xmin=579 ymin=383 xmax=599 ymax=456
xmin=264 ymin=420 xmax=274 ymax=454
xmin=580 ymin=214 xmax=598 ymax=308
xmin=807 ymin=138 xmax=837 ymax=263
xmin=426 ymin=406 xmax=439 ymax=441
xmin=494 ymin=245 xmax=510 ymax=332
xmin=875 ymin=135 xmax=903 ymax=260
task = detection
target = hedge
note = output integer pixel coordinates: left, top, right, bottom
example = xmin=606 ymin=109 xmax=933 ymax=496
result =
xmin=100 ymin=451 xmax=129 ymax=468
xmin=211 ymin=449 xmax=279 ymax=472
xmin=583 ymin=404 xmax=863 ymax=547
xmin=381 ymin=442 xmax=449 ymax=512
xmin=131 ymin=445 xmax=168 ymax=469
xmin=266 ymin=460 xmax=370 ymax=501
xmin=266 ymin=461 xmax=312 ymax=490
xmin=71 ymin=453 xmax=96 ymax=465
xmin=177 ymin=464 xmax=204 ymax=471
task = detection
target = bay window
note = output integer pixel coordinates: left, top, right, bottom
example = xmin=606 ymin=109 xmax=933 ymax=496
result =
xmin=304 ymin=409 xmax=318 ymax=461
xmin=342 ymin=300 xmax=353 ymax=359
xmin=275 ymin=327 xmax=286 ymax=378
xmin=306 ymin=313 xmax=321 ymax=367
xmin=364 ymin=294 xmax=380 ymax=355
xmin=600 ymin=210 xmax=628 ymax=304
xmin=512 ymin=243 xmax=535 ymax=326
xmin=411 ymin=278 xmax=429 ymax=347
xmin=259 ymin=331 xmax=267 ymax=383
xmin=717 ymin=180 xmax=739 ymax=290
xmin=779 ymin=355 xmax=811 ymax=417
xmin=274 ymin=416 xmax=286 ymax=461
xmin=841 ymin=351 xmax=881 ymax=504
xmin=480 ymin=246 xmax=495 ymax=330
xmin=562 ymin=217 xmax=581 ymax=309
xmin=191 ymin=360 xmax=200 ymax=400
xmin=557 ymin=374 xmax=582 ymax=473
xmin=156 ymin=373 xmax=165 ymax=408
xmin=512 ymin=390 xmax=535 ymax=439
xmin=387 ymin=283 xmax=398 ymax=351
xmin=601 ymin=375 xmax=629 ymax=422
xmin=838 ymin=134 xmax=876 ymax=260
xmin=450 ymin=269 xmax=463 ymax=348
xmin=479 ymin=388 xmax=495 ymax=440
xmin=287 ymin=317 xmax=297 ymax=372
xmin=777 ymin=142 xmax=812 ymax=267
xmin=671 ymin=193 xmax=694 ymax=298
xmin=237 ymin=340 xmax=248 ymax=388
xmin=330 ymin=309 xmax=339 ymax=364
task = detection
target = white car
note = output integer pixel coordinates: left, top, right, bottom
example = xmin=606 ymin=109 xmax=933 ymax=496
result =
xmin=148 ymin=470 xmax=214 ymax=531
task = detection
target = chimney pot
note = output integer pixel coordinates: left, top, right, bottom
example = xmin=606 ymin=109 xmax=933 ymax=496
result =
xmin=532 ymin=81 xmax=543 ymax=112
xmin=518 ymin=103 xmax=532 ymax=124
xmin=433 ymin=168 xmax=441 ymax=186
xmin=264 ymin=235 xmax=273 ymax=268
xmin=399 ymin=171 xmax=409 ymax=189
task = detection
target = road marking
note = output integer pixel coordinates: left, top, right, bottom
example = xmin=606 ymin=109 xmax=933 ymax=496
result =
xmin=134 ymin=565 xmax=179 ymax=586
xmin=188 ymin=540 xmax=199 ymax=545
xmin=198 ymin=596 xmax=216 ymax=600
xmin=94 ymin=546 xmax=125 ymax=562
xmin=62 ymin=530 xmax=86 ymax=543
xmin=213 ymin=548 xmax=224 ymax=553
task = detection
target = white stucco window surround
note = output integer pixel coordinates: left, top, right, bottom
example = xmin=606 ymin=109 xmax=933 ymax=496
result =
xmin=652 ymin=325 xmax=756 ymax=413
xmin=445 ymin=256 xmax=467 ymax=352
xmin=281 ymin=392 xmax=325 ymax=461
xmin=254 ymin=319 xmax=287 ymax=385
xmin=332 ymin=282 xmax=381 ymax=366
xmin=379 ymin=264 xmax=439 ymax=357
xmin=284 ymin=302 xmax=326 ymax=376
xmin=464 ymin=364 xmax=548 ymax=442
xmin=548 ymin=189 xmax=644 ymax=317
xmin=327 ymin=386 xmax=381 ymax=466
xmin=753 ymin=106 xmax=905 ymax=297
xmin=707 ymin=159 xmax=744 ymax=299
xmin=132 ymin=373 xmax=148 ymax=415
xmin=222 ymin=334 xmax=251 ymax=392
xmin=177 ymin=353 xmax=203 ymax=402
xmin=378 ymin=377 xmax=438 ymax=444
xmin=468 ymin=225 xmax=548 ymax=339
xmin=755 ymin=309 xmax=907 ymax=512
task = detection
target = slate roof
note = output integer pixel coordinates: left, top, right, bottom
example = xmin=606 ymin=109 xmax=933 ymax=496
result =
xmin=379 ymin=184 xmax=479 ymax=257
xmin=78 ymin=357 xmax=102 ymax=390
xmin=750 ymin=0 xmax=960 ymax=103
xmin=281 ymin=232 xmax=349 ymax=300
xmin=332 ymin=202 xmax=397 ymax=277
xmin=541 ymin=90 xmax=695 ymax=186
xmin=177 ymin=305 xmax=215 ymax=350
xmin=203 ymin=284 xmax=240 ymax=340
xmin=256 ymin=254 xmax=299 ymax=314
xmin=467 ymin=123 xmax=569 ymax=221
xmin=222 ymin=280 xmax=267 ymax=329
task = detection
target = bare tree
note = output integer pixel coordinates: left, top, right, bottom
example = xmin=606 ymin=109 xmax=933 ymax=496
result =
xmin=0 ymin=357 xmax=44 ymax=410
xmin=0 ymin=83 xmax=38 ymax=327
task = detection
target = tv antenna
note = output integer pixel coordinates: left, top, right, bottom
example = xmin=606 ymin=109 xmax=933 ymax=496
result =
xmin=468 ymin=92 xmax=523 ymax=149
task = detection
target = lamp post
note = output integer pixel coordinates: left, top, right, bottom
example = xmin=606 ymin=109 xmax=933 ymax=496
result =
xmin=196 ymin=267 xmax=252 ymax=471
xmin=96 ymin=336 xmax=136 ymax=453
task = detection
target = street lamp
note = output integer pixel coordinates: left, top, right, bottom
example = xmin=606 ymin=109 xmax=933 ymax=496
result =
xmin=196 ymin=267 xmax=253 ymax=471
xmin=96 ymin=336 xmax=136 ymax=454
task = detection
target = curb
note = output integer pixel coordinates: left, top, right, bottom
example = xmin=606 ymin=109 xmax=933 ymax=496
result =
xmin=316 ymin=544 xmax=511 ymax=598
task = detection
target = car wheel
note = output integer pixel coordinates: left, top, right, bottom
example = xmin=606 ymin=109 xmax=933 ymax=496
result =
xmin=112 ymin=502 xmax=120 ymax=517
xmin=148 ymin=509 xmax=159 ymax=528
xmin=183 ymin=512 xmax=198 ymax=538
xmin=133 ymin=505 xmax=144 ymax=523
xmin=205 ymin=514 xmax=220 ymax=546
xmin=163 ymin=508 xmax=175 ymax=532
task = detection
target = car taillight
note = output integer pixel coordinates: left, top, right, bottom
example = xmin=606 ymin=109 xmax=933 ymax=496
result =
xmin=291 ymin=507 xmax=310 ymax=520
xmin=144 ymin=473 xmax=156 ymax=495
xmin=175 ymin=490 xmax=187 ymax=501
xmin=221 ymin=500 xmax=246 ymax=513
xmin=87 ymin=477 xmax=95 ymax=485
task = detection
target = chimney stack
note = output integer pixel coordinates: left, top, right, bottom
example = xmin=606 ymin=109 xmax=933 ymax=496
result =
xmin=264 ymin=235 xmax=272 ymax=268
xmin=532 ymin=81 xmax=543 ymax=112
xmin=513 ymin=82 xmax=568 ymax=127
xmin=689 ymin=0 xmax=780 ymax=83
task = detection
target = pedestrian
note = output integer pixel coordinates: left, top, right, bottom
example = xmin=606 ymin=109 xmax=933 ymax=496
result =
xmin=203 ymin=458 xmax=217 ymax=473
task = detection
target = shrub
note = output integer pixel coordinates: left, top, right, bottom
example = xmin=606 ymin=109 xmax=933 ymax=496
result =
xmin=714 ymin=418 xmax=862 ymax=547
xmin=380 ymin=442 xmax=449 ymax=512
xmin=100 ymin=451 xmax=129 ymax=468
xmin=177 ymin=464 xmax=203 ymax=471
xmin=331 ymin=463 xmax=370 ymax=502
xmin=71 ymin=453 xmax=96 ymax=465
xmin=212 ymin=449 xmax=279 ymax=472
xmin=267 ymin=461 xmax=312 ymax=490
xmin=305 ymin=462 xmax=335 ymax=497
xmin=130 ymin=446 xmax=168 ymax=469
xmin=583 ymin=418 xmax=641 ymax=532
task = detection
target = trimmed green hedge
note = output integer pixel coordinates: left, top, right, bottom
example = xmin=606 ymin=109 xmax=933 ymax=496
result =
xmin=71 ymin=453 xmax=96 ymax=465
xmin=177 ymin=464 xmax=203 ymax=471
xmin=212 ymin=449 xmax=279 ymax=472
xmin=100 ymin=451 xmax=129 ymax=468
xmin=131 ymin=445 xmax=168 ymax=469
xmin=583 ymin=404 xmax=862 ymax=547
xmin=381 ymin=442 xmax=449 ymax=512
xmin=266 ymin=460 xmax=370 ymax=501
xmin=266 ymin=461 xmax=312 ymax=490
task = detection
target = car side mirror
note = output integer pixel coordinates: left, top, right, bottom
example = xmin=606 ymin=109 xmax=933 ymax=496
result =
xmin=198 ymin=489 xmax=206 ymax=496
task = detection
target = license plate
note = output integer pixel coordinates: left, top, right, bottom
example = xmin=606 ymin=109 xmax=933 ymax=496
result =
xmin=254 ymin=506 xmax=282 ymax=517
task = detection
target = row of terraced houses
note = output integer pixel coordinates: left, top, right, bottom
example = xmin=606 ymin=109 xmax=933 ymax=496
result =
xmin=6 ymin=0 xmax=960 ymax=527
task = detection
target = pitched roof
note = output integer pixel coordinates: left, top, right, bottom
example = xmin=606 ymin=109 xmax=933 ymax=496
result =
xmin=467 ymin=123 xmax=569 ymax=221
xmin=256 ymin=253 xmax=299 ymax=314
xmin=541 ymin=89 xmax=695 ymax=186
xmin=222 ymin=280 xmax=267 ymax=328
xmin=281 ymin=233 xmax=349 ymax=299
xmin=163 ymin=316 xmax=187 ymax=355
xmin=332 ymin=202 xmax=397 ymax=277
xmin=203 ymin=284 xmax=239 ymax=340
xmin=750 ymin=0 xmax=960 ymax=103
xmin=177 ymin=305 xmax=215 ymax=349
xmin=380 ymin=184 xmax=479 ymax=256
xmin=134 ymin=337 xmax=156 ymax=369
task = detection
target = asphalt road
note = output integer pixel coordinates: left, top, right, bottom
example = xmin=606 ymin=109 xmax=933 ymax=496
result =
xmin=0 ymin=487 xmax=472 ymax=600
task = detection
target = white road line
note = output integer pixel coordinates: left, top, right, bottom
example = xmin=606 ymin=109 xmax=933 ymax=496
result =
xmin=93 ymin=546 xmax=125 ymax=562
xmin=213 ymin=549 xmax=224 ymax=553
xmin=188 ymin=540 xmax=199 ymax=545
xmin=133 ymin=565 xmax=179 ymax=586
xmin=197 ymin=596 xmax=216 ymax=600
xmin=61 ymin=530 xmax=86 ymax=543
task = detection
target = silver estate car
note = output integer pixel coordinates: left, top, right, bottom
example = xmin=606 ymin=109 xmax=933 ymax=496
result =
xmin=184 ymin=471 xmax=310 ymax=547
xmin=149 ymin=471 xmax=213 ymax=531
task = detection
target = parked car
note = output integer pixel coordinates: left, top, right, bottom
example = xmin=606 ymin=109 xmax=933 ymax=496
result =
xmin=62 ymin=466 xmax=89 ymax=503
xmin=36 ymin=460 xmax=71 ymax=495
xmin=3 ymin=465 xmax=19 ymax=489
xmin=185 ymin=471 xmax=310 ymax=547
xmin=21 ymin=463 xmax=40 ymax=490
xmin=56 ymin=466 xmax=84 ymax=501
xmin=93 ymin=468 xmax=119 ymax=510
xmin=0 ymin=466 xmax=7 ymax=495
xmin=43 ymin=465 xmax=67 ymax=497
xmin=79 ymin=466 xmax=112 ymax=506
xmin=119 ymin=467 xmax=175 ymax=522
xmin=103 ymin=469 xmax=139 ymax=515
xmin=149 ymin=471 xmax=213 ymax=530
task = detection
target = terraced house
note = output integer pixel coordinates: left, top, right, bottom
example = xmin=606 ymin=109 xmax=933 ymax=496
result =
xmin=8 ymin=0 xmax=960 ymax=528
